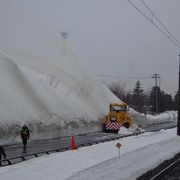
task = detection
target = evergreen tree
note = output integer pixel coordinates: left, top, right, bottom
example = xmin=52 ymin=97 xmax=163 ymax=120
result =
xmin=149 ymin=86 xmax=161 ymax=113
xmin=160 ymin=92 xmax=173 ymax=111
xmin=174 ymin=91 xmax=178 ymax=110
xmin=131 ymin=80 xmax=145 ymax=113
xmin=150 ymin=86 xmax=173 ymax=113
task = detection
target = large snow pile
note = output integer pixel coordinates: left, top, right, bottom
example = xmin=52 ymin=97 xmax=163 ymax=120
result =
xmin=0 ymin=0 xmax=126 ymax=144
xmin=0 ymin=1 xmax=118 ymax=144
xmin=0 ymin=51 xmax=119 ymax=144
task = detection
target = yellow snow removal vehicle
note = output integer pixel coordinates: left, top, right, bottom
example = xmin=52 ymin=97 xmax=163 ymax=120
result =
xmin=102 ymin=102 xmax=133 ymax=133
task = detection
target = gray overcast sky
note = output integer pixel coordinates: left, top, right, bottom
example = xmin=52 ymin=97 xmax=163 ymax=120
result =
xmin=0 ymin=0 xmax=180 ymax=95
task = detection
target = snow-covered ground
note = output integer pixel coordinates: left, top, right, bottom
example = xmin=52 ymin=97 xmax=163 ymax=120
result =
xmin=0 ymin=128 xmax=179 ymax=180
xmin=146 ymin=111 xmax=177 ymax=124
xmin=130 ymin=110 xmax=177 ymax=128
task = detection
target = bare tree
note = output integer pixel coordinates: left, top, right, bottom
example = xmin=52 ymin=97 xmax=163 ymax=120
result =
xmin=106 ymin=80 xmax=151 ymax=115
xmin=106 ymin=80 xmax=131 ymax=103
xmin=48 ymin=72 xmax=60 ymax=88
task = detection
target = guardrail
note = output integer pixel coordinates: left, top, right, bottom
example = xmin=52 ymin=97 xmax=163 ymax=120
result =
xmin=0 ymin=147 xmax=68 ymax=167
xmin=0 ymin=125 xmax=176 ymax=167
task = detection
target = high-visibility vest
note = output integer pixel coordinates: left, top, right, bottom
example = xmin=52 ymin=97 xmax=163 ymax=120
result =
xmin=21 ymin=128 xmax=29 ymax=138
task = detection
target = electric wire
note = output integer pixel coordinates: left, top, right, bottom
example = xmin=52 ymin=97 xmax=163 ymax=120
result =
xmin=126 ymin=0 xmax=180 ymax=49
xmin=96 ymin=74 xmax=177 ymax=93
xmin=96 ymin=1 xmax=179 ymax=95
xmin=140 ymin=0 xmax=180 ymax=47
xmin=95 ymin=74 xmax=153 ymax=79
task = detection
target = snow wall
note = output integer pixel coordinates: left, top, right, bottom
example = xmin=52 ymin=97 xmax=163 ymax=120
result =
xmin=0 ymin=51 xmax=120 ymax=144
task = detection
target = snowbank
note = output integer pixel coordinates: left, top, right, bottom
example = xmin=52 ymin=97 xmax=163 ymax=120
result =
xmin=146 ymin=111 xmax=177 ymax=124
xmin=0 ymin=1 xmax=121 ymax=144
xmin=0 ymin=51 xmax=120 ymax=145
xmin=130 ymin=108 xmax=177 ymax=128
xmin=118 ymin=124 xmax=145 ymax=135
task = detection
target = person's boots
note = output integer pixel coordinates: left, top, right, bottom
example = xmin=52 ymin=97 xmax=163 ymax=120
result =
xmin=23 ymin=144 xmax=27 ymax=153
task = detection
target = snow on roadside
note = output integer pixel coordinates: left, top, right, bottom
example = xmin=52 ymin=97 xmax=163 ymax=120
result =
xmin=130 ymin=108 xmax=177 ymax=128
xmin=118 ymin=124 xmax=145 ymax=135
xmin=146 ymin=111 xmax=177 ymax=124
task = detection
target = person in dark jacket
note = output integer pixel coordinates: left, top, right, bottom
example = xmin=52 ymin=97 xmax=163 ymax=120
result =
xmin=21 ymin=125 xmax=30 ymax=153
xmin=0 ymin=145 xmax=6 ymax=166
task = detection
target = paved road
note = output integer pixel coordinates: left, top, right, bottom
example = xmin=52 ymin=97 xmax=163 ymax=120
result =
xmin=142 ymin=122 xmax=176 ymax=131
xmin=4 ymin=132 xmax=119 ymax=159
xmin=3 ymin=121 xmax=176 ymax=164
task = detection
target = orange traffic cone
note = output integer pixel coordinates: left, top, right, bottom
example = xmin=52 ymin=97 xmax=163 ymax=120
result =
xmin=71 ymin=135 xmax=77 ymax=150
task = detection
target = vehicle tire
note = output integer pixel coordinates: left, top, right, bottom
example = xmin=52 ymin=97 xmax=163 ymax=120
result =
xmin=102 ymin=124 xmax=106 ymax=132
xmin=123 ymin=122 xmax=130 ymax=129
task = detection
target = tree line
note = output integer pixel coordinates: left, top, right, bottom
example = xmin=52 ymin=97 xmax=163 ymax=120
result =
xmin=107 ymin=80 xmax=178 ymax=115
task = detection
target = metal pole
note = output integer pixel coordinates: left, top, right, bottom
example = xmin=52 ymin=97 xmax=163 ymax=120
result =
xmin=177 ymin=52 xmax=180 ymax=135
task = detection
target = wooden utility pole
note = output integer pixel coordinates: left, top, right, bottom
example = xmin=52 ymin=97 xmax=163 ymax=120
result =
xmin=177 ymin=52 xmax=180 ymax=135
xmin=152 ymin=73 xmax=160 ymax=114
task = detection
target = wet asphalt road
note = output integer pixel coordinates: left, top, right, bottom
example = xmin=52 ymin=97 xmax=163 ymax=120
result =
xmin=3 ymin=122 xmax=177 ymax=161
xmin=4 ymin=132 xmax=120 ymax=159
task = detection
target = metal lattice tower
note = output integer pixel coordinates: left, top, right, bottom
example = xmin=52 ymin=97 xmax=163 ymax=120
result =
xmin=61 ymin=31 xmax=68 ymax=56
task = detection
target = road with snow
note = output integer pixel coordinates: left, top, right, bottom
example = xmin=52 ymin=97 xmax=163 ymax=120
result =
xmin=3 ymin=121 xmax=177 ymax=164
xmin=0 ymin=128 xmax=180 ymax=180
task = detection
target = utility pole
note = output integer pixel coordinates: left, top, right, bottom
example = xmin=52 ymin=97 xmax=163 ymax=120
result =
xmin=152 ymin=73 xmax=160 ymax=114
xmin=178 ymin=52 xmax=180 ymax=135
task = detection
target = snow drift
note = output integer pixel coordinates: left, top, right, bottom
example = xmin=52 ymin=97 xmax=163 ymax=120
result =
xmin=0 ymin=51 xmax=120 ymax=144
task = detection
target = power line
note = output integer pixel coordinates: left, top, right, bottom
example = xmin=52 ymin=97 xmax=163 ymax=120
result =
xmin=140 ymin=0 xmax=180 ymax=47
xmin=95 ymin=74 xmax=152 ymax=79
xmin=96 ymin=73 xmax=177 ymax=92
xmin=126 ymin=0 xmax=180 ymax=49
xmin=125 ymin=0 xmax=180 ymax=134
